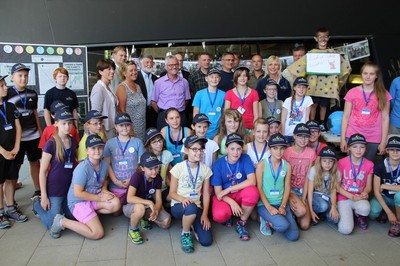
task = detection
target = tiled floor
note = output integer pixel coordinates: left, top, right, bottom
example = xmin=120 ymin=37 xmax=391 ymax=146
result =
xmin=1 ymin=161 xmax=400 ymax=265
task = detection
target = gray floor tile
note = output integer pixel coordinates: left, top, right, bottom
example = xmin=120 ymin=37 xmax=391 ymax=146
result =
xmin=28 ymin=244 xmax=81 ymax=266
xmin=322 ymin=253 xmax=376 ymax=266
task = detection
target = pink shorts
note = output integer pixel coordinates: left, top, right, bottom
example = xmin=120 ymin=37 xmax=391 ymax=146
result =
xmin=72 ymin=201 xmax=98 ymax=224
xmin=110 ymin=187 xmax=127 ymax=203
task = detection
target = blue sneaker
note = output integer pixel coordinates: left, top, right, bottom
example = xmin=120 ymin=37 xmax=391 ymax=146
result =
xmin=235 ymin=220 xmax=249 ymax=241
xmin=181 ymin=233 xmax=194 ymax=253
xmin=222 ymin=218 xmax=233 ymax=227
xmin=0 ymin=214 xmax=11 ymax=229
xmin=259 ymin=217 xmax=272 ymax=236
xmin=6 ymin=206 xmax=28 ymax=223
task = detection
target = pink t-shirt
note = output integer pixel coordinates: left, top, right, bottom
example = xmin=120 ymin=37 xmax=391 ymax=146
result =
xmin=344 ymin=86 xmax=391 ymax=143
xmin=337 ymin=156 xmax=374 ymax=201
xmin=283 ymin=146 xmax=316 ymax=189
xmin=225 ymin=88 xmax=259 ymax=129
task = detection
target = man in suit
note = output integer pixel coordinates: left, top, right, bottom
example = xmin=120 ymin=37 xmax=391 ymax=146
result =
xmin=136 ymin=54 xmax=158 ymax=128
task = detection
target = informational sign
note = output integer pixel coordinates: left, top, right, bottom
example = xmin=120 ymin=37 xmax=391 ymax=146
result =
xmin=306 ymin=53 xmax=341 ymax=75
xmin=0 ymin=42 xmax=89 ymax=119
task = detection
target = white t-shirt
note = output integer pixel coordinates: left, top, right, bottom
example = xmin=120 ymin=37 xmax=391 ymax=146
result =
xmin=181 ymin=138 xmax=219 ymax=168
xmin=282 ymin=95 xmax=313 ymax=136
xmin=245 ymin=142 xmax=270 ymax=168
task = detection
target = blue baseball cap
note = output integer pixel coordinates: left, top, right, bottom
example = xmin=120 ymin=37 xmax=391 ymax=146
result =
xmin=11 ymin=63 xmax=30 ymax=74
xmin=84 ymin=110 xmax=108 ymax=123
xmin=140 ymin=152 xmax=162 ymax=168
xmin=50 ymin=101 xmax=68 ymax=113
xmin=0 ymin=75 xmax=8 ymax=81
xmin=85 ymin=134 xmax=105 ymax=148
xmin=268 ymin=133 xmax=288 ymax=147
xmin=115 ymin=112 xmax=132 ymax=125
xmin=225 ymin=133 xmax=244 ymax=146
xmin=54 ymin=110 xmax=76 ymax=121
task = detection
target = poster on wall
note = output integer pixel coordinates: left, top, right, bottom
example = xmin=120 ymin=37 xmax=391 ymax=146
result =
xmin=0 ymin=42 xmax=89 ymax=118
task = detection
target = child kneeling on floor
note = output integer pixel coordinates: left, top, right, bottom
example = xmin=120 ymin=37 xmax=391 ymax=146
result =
xmin=123 ymin=152 xmax=171 ymax=245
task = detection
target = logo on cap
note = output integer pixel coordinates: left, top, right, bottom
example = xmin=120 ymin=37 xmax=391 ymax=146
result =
xmin=272 ymin=135 xmax=284 ymax=142
xmin=389 ymin=139 xmax=400 ymax=145
xmin=324 ymin=148 xmax=335 ymax=155
xmin=90 ymin=137 xmax=101 ymax=143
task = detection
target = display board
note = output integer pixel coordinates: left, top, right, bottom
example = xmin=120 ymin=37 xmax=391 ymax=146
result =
xmin=0 ymin=42 xmax=89 ymax=120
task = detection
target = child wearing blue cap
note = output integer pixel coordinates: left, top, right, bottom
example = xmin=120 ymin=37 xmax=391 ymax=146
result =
xmin=256 ymin=133 xmax=299 ymax=241
xmin=369 ymin=136 xmax=400 ymax=237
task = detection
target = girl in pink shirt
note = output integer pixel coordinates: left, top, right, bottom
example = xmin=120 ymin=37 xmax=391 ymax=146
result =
xmin=341 ymin=61 xmax=391 ymax=162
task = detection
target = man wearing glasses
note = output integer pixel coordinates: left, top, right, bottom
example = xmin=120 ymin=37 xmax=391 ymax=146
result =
xmin=217 ymin=52 xmax=235 ymax=92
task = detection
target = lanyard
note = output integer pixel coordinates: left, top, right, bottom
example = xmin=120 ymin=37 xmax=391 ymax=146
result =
xmin=158 ymin=153 xmax=163 ymax=171
xmin=266 ymin=99 xmax=277 ymax=116
xmin=169 ymin=127 xmax=181 ymax=152
xmin=0 ymin=102 xmax=8 ymax=124
xmin=253 ymin=141 xmax=268 ymax=162
xmin=314 ymin=142 xmax=320 ymax=153
xmin=13 ymin=86 xmax=27 ymax=109
xmin=206 ymin=89 xmax=218 ymax=109
xmin=362 ymin=85 xmax=374 ymax=107
xmin=350 ymin=155 xmax=364 ymax=183
xmin=116 ymin=137 xmax=130 ymax=157
xmin=324 ymin=177 xmax=330 ymax=191
xmin=225 ymin=157 xmax=240 ymax=179
xmin=62 ymin=136 xmax=72 ymax=162
xmin=386 ymin=158 xmax=400 ymax=181
xmin=87 ymin=159 xmax=102 ymax=184
xmin=186 ymin=160 xmax=200 ymax=191
xmin=268 ymin=157 xmax=282 ymax=188
xmin=143 ymin=174 xmax=155 ymax=198
xmin=293 ymin=96 xmax=305 ymax=115
xmin=236 ymin=87 xmax=248 ymax=105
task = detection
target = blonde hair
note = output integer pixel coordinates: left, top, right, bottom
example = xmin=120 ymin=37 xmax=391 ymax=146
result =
xmin=361 ymin=61 xmax=387 ymax=111
xmin=118 ymin=61 xmax=137 ymax=81
xmin=52 ymin=127 xmax=66 ymax=162
xmin=313 ymin=157 xmax=339 ymax=193
xmin=216 ymin=109 xmax=247 ymax=146
xmin=263 ymin=55 xmax=282 ymax=78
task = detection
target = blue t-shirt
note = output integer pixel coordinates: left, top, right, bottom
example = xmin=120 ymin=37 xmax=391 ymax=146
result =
xmin=390 ymin=76 xmax=400 ymax=128
xmin=211 ymin=154 xmax=255 ymax=190
xmin=67 ymin=159 xmax=108 ymax=211
xmin=103 ymin=136 xmax=144 ymax=189
xmin=192 ymin=88 xmax=226 ymax=138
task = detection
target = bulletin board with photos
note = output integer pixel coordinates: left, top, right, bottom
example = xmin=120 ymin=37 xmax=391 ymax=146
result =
xmin=0 ymin=42 xmax=90 ymax=120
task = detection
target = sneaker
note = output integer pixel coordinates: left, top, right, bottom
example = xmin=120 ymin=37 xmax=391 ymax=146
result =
xmin=376 ymin=211 xmax=388 ymax=224
xmin=181 ymin=233 xmax=194 ymax=253
xmin=355 ymin=214 xmax=368 ymax=230
xmin=222 ymin=218 xmax=233 ymax=228
xmin=50 ymin=214 xmax=65 ymax=239
xmin=141 ymin=219 xmax=153 ymax=230
xmin=32 ymin=195 xmax=40 ymax=217
xmin=235 ymin=220 xmax=249 ymax=241
xmin=6 ymin=207 xmax=28 ymax=223
xmin=259 ymin=217 xmax=272 ymax=236
xmin=388 ymin=223 xmax=400 ymax=237
xmin=128 ymin=229 xmax=144 ymax=245
xmin=0 ymin=214 xmax=11 ymax=229
xmin=31 ymin=190 xmax=41 ymax=200
xmin=319 ymin=124 xmax=327 ymax=132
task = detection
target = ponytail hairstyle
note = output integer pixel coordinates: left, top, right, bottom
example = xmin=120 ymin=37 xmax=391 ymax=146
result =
xmin=216 ymin=108 xmax=247 ymax=146
xmin=52 ymin=127 xmax=66 ymax=162
xmin=360 ymin=61 xmax=387 ymax=111
xmin=313 ymin=157 xmax=339 ymax=193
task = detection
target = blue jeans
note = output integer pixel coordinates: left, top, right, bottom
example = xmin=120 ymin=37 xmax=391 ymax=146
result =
xmin=312 ymin=192 xmax=337 ymax=223
xmin=171 ymin=203 xmax=213 ymax=246
xmin=370 ymin=192 xmax=400 ymax=219
xmin=257 ymin=204 xmax=299 ymax=241
xmin=34 ymin=196 xmax=72 ymax=229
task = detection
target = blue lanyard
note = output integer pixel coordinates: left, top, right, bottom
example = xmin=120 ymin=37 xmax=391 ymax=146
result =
xmin=268 ymin=157 xmax=282 ymax=188
xmin=362 ymin=85 xmax=373 ymax=107
xmin=293 ymin=96 xmax=305 ymax=114
xmin=314 ymin=142 xmax=320 ymax=153
xmin=386 ymin=158 xmax=400 ymax=181
xmin=0 ymin=102 xmax=8 ymax=124
xmin=253 ymin=141 xmax=268 ymax=162
xmin=13 ymin=86 xmax=27 ymax=109
xmin=324 ymin=178 xmax=330 ymax=191
xmin=266 ymin=99 xmax=277 ymax=115
xmin=143 ymin=174 xmax=155 ymax=198
xmin=186 ymin=160 xmax=200 ymax=191
xmin=87 ymin=159 xmax=102 ymax=184
xmin=236 ymin=87 xmax=248 ymax=105
xmin=225 ymin=157 xmax=240 ymax=179
xmin=62 ymin=136 xmax=72 ymax=162
xmin=169 ymin=127 xmax=181 ymax=152
xmin=350 ymin=155 xmax=364 ymax=183
xmin=207 ymin=89 xmax=218 ymax=109
xmin=116 ymin=137 xmax=130 ymax=157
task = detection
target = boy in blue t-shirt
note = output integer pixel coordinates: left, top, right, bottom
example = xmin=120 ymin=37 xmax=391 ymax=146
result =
xmin=192 ymin=68 xmax=225 ymax=139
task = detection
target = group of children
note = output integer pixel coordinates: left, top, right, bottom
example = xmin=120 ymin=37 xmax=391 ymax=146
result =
xmin=1 ymin=57 xmax=399 ymax=256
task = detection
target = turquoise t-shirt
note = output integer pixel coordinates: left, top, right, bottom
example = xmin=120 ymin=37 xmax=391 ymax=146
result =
xmin=258 ymin=158 xmax=288 ymax=206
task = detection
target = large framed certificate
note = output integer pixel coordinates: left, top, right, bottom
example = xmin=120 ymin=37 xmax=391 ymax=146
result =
xmin=306 ymin=53 xmax=341 ymax=75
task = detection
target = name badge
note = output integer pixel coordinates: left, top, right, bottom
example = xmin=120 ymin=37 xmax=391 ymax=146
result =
xmin=236 ymin=173 xmax=242 ymax=179
xmin=173 ymin=153 xmax=181 ymax=158
xmin=237 ymin=106 xmax=246 ymax=115
xmin=21 ymin=111 xmax=30 ymax=117
xmin=208 ymin=111 xmax=216 ymax=116
xmin=276 ymin=109 xmax=281 ymax=114
xmin=148 ymin=188 xmax=155 ymax=195
xmin=189 ymin=192 xmax=198 ymax=199
xmin=118 ymin=160 xmax=128 ymax=165
xmin=388 ymin=190 xmax=396 ymax=195
xmin=269 ymin=189 xmax=280 ymax=196
xmin=321 ymin=194 xmax=330 ymax=201
xmin=64 ymin=162 xmax=73 ymax=169
xmin=361 ymin=109 xmax=370 ymax=115
xmin=349 ymin=186 xmax=359 ymax=192
xmin=4 ymin=124 xmax=13 ymax=130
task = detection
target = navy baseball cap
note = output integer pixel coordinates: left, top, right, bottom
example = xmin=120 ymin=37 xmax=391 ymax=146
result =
xmin=347 ymin=133 xmax=366 ymax=146
xmin=265 ymin=78 xmax=279 ymax=88
xmin=140 ymin=152 xmax=162 ymax=168
xmin=50 ymin=101 xmax=68 ymax=113
xmin=11 ymin=63 xmax=30 ymax=74
xmin=84 ymin=110 xmax=108 ymax=123
xmin=207 ymin=68 xmax=221 ymax=75
xmin=268 ymin=133 xmax=288 ymax=147
xmin=0 ymin=75 xmax=8 ymax=81
xmin=234 ymin=66 xmax=250 ymax=73
xmin=306 ymin=120 xmax=320 ymax=131
xmin=54 ymin=110 xmax=76 ymax=121
xmin=145 ymin=127 xmax=162 ymax=144
xmin=293 ymin=76 xmax=309 ymax=86
xmin=293 ymin=123 xmax=310 ymax=136
xmin=115 ymin=112 xmax=132 ymax=125
xmin=192 ymin=113 xmax=211 ymax=125
xmin=85 ymin=134 xmax=105 ymax=148
xmin=266 ymin=116 xmax=281 ymax=125
xmin=225 ymin=133 xmax=244 ymax=146
xmin=184 ymin=135 xmax=208 ymax=147
xmin=386 ymin=136 xmax=400 ymax=150
xmin=319 ymin=146 xmax=337 ymax=160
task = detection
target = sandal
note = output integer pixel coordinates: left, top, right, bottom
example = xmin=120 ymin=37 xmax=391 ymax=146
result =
xmin=388 ymin=223 xmax=400 ymax=237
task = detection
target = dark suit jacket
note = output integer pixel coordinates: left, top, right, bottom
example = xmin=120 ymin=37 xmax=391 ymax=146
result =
xmin=136 ymin=71 xmax=158 ymax=101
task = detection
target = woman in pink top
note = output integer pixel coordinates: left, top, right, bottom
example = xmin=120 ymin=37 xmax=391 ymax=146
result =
xmin=224 ymin=67 xmax=259 ymax=130
xmin=340 ymin=62 xmax=391 ymax=162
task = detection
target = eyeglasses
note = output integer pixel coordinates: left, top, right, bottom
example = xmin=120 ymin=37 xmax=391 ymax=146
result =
xmin=317 ymin=35 xmax=329 ymax=39
xmin=223 ymin=59 xmax=235 ymax=62
xmin=188 ymin=147 xmax=204 ymax=153
xmin=151 ymin=139 xmax=163 ymax=145
xmin=89 ymin=122 xmax=103 ymax=126
xmin=167 ymin=64 xmax=179 ymax=68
